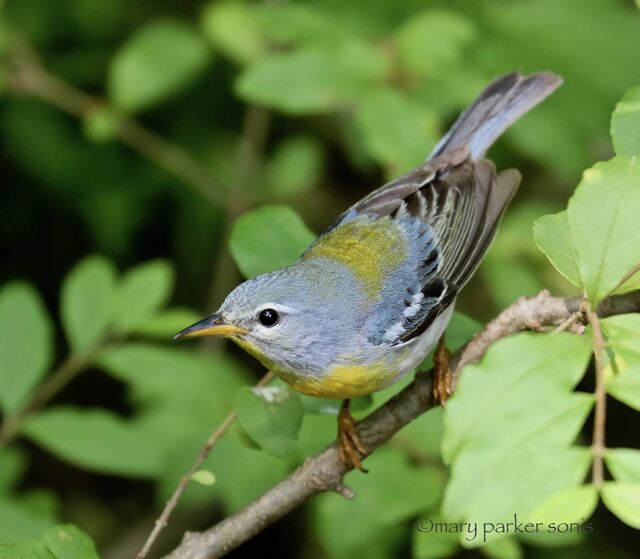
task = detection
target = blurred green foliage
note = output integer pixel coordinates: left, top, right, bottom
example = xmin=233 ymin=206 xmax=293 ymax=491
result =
xmin=1 ymin=0 xmax=640 ymax=558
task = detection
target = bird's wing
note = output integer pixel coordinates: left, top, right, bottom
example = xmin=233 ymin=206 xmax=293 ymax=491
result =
xmin=329 ymin=149 xmax=521 ymax=346
xmin=315 ymin=71 xmax=561 ymax=346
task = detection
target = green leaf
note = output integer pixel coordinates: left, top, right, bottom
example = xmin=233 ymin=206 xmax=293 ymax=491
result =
xmin=0 ymin=542 xmax=54 ymax=559
xmin=533 ymin=210 xmax=582 ymax=288
xmin=23 ymin=407 xmax=162 ymax=478
xmin=601 ymin=482 xmax=640 ymax=529
xmin=201 ymin=1 xmax=264 ymax=64
xmin=0 ymin=448 xmax=27 ymax=494
xmin=602 ymin=314 xmax=640 ymax=365
xmin=354 ymin=88 xmax=438 ymax=175
xmin=60 ymin=256 xmax=117 ymax=354
xmin=603 ymin=314 xmax=640 ymax=409
xmin=527 ymin=485 xmax=598 ymax=525
xmin=97 ymin=343 xmax=250 ymax=408
xmin=0 ymin=283 xmax=52 ymax=413
xmin=445 ymin=447 xmax=592 ymax=547
xmin=235 ymin=386 xmax=303 ymax=458
xmin=606 ymin=365 xmax=640 ymax=411
xmin=611 ymin=86 xmax=640 ymax=156
xmin=113 ymin=260 xmax=174 ymax=332
xmin=109 ymin=19 xmax=211 ymax=112
xmin=19 ymin=490 xmax=58 ymax=522
xmin=191 ymin=470 xmax=216 ymax=486
xmin=442 ymin=333 xmax=594 ymax=539
xmin=394 ymin=10 xmax=476 ymax=77
xmin=443 ymin=333 xmax=592 ymax=461
xmin=236 ymin=41 xmax=388 ymax=114
xmin=567 ymin=157 xmax=640 ymax=303
xmin=126 ymin=307 xmax=201 ymax=338
xmin=255 ymin=3 xmax=348 ymax=47
xmin=43 ymin=525 xmax=99 ymax=559
xmin=605 ymin=448 xmax=640 ymax=482
xmin=229 ymin=206 xmax=316 ymax=278
xmin=0 ymin=498 xmax=56 ymax=543
xmin=293 ymin=412 xmax=337 ymax=461
xmin=265 ymin=135 xmax=325 ymax=198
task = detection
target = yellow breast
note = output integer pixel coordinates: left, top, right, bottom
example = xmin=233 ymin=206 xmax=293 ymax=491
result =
xmin=232 ymin=338 xmax=395 ymax=398
xmin=278 ymin=361 xmax=396 ymax=399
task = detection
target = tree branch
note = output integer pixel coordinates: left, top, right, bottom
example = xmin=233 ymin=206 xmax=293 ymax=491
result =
xmin=137 ymin=372 xmax=274 ymax=559
xmin=163 ymin=289 xmax=640 ymax=559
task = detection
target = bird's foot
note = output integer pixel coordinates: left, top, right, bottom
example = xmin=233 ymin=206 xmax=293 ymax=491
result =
xmin=432 ymin=336 xmax=452 ymax=406
xmin=337 ymin=400 xmax=368 ymax=473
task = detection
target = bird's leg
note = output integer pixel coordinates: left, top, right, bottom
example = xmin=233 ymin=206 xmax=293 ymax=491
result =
xmin=432 ymin=335 xmax=452 ymax=406
xmin=337 ymin=399 xmax=368 ymax=473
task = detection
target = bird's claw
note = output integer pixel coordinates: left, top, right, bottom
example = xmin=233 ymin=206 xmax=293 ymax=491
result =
xmin=433 ymin=336 xmax=452 ymax=407
xmin=337 ymin=401 xmax=368 ymax=473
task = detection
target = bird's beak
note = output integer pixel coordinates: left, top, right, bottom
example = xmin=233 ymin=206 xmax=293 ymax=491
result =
xmin=173 ymin=313 xmax=248 ymax=340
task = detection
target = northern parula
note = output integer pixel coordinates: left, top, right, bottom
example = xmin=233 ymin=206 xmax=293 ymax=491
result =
xmin=176 ymin=72 xmax=562 ymax=470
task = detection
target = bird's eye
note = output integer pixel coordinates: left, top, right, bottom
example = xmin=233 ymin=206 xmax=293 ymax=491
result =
xmin=258 ymin=308 xmax=279 ymax=327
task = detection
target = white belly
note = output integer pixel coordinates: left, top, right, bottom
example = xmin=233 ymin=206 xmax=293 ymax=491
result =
xmin=390 ymin=302 xmax=456 ymax=381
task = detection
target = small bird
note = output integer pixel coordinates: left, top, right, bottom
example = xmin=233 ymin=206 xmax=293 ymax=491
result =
xmin=176 ymin=71 xmax=562 ymax=471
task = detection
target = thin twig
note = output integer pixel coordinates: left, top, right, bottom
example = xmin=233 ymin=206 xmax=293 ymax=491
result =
xmin=163 ymin=290 xmax=640 ymax=559
xmin=137 ymin=371 xmax=275 ymax=559
xmin=553 ymin=312 xmax=580 ymax=333
xmin=553 ymin=304 xmax=585 ymax=334
xmin=586 ymin=302 xmax=607 ymax=488
xmin=232 ymin=104 xmax=271 ymax=206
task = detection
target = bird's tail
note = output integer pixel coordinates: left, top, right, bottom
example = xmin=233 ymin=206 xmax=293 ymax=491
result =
xmin=428 ymin=71 xmax=563 ymax=160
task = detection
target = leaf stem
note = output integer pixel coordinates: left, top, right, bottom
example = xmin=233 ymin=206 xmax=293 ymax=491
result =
xmin=136 ymin=370 xmax=275 ymax=559
xmin=612 ymin=260 xmax=640 ymax=293
xmin=586 ymin=301 xmax=607 ymax=488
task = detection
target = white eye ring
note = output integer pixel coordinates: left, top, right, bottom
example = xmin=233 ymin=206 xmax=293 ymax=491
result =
xmin=253 ymin=303 xmax=295 ymax=330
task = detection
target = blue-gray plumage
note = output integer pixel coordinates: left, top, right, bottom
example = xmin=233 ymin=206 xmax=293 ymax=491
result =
xmin=175 ymin=71 xmax=563 ymax=468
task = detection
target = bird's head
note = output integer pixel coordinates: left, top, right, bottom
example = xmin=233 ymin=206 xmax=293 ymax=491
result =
xmin=174 ymin=264 xmax=359 ymax=376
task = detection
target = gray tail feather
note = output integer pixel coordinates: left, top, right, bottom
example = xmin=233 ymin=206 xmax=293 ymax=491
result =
xmin=428 ymin=71 xmax=563 ymax=160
